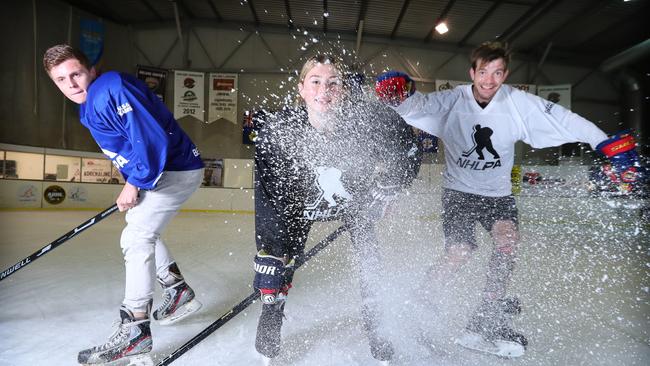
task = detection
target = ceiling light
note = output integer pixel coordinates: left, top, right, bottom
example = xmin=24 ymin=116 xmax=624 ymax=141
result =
xmin=435 ymin=22 xmax=449 ymax=35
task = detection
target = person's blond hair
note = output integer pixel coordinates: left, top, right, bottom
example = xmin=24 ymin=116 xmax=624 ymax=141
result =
xmin=298 ymin=54 xmax=341 ymax=83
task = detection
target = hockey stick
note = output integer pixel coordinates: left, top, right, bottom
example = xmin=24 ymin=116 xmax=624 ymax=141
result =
xmin=0 ymin=204 xmax=119 ymax=282
xmin=156 ymin=224 xmax=348 ymax=366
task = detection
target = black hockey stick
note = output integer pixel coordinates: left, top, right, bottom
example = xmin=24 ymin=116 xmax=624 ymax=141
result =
xmin=156 ymin=224 xmax=348 ymax=366
xmin=0 ymin=204 xmax=119 ymax=282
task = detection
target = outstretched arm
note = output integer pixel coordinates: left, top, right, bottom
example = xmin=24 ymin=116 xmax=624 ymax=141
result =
xmin=517 ymin=90 xmax=608 ymax=149
xmin=375 ymin=70 xmax=456 ymax=137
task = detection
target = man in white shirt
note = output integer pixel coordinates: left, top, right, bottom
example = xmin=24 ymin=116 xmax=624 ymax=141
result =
xmin=375 ymin=41 xmax=642 ymax=357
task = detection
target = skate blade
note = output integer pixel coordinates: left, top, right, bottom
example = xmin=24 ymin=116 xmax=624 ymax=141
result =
xmin=455 ymin=330 xmax=525 ymax=358
xmin=604 ymin=200 xmax=642 ymax=209
xmin=79 ymin=353 xmax=153 ymax=366
xmin=126 ymin=354 xmax=153 ymax=366
xmin=415 ymin=333 xmax=449 ymax=358
xmin=492 ymin=340 xmax=525 ymax=358
xmin=261 ymin=356 xmax=272 ymax=366
xmin=158 ymin=299 xmax=202 ymax=325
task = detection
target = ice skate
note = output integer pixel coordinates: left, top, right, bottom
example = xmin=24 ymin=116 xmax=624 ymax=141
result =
xmin=78 ymin=305 xmax=152 ymax=365
xmin=360 ymin=299 xmax=394 ymax=364
xmin=255 ymin=300 xmax=286 ymax=360
xmin=368 ymin=334 xmax=394 ymax=363
xmin=415 ymin=329 xmax=450 ymax=358
xmin=455 ymin=297 xmax=527 ymax=358
xmin=153 ymin=278 xmax=202 ymax=325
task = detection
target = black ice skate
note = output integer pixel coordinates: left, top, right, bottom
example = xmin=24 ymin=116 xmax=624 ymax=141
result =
xmin=255 ymin=300 xmax=286 ymax=362
xmin=455 ymin=297 xmax=528 ymax=358
xmin=152 ymin=278 xmax=202 ymax=325
xmin=362 ymin=304 xmax=395 ymax=364
xmin=368 ymin=333 xmax=395 ymax=364
xmin=78 ymin=305 xmax=153 ymax=366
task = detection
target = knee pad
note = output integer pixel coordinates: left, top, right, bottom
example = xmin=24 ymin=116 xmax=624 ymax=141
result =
xmin=496 ymin=243 xmax=515 ymax=255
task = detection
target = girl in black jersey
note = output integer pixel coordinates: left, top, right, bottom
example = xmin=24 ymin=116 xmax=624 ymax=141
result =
xmin=252 ymin=54 xmax=421 ymax=363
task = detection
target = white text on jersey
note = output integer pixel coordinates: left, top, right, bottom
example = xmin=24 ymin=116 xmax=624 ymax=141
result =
xmin=117 ymin=103 xmax=133 ymax=117
xmin=456 ymin=157 xmax=502 ymax=170
xmin=102 ymin=148 xmax=130 ymax=169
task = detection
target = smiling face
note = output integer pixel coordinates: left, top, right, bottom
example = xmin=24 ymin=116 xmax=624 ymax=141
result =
xmin=48 ymin=59 xmax=96 ymax=104
xmin=469 ymin=57 xmax=508 ymax=104
xmin=298 ymin=61 xmax=343 ymax=116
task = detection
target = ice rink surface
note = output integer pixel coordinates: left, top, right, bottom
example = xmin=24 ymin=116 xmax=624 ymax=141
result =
xmin=0 ymin=190 xmax=649 ymax=366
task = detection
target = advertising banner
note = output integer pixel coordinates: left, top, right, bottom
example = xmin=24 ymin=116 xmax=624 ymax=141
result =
xmin=208 ymin=73 xmax=238 ymax=124
xmin=137 ymin=65 xmax=167 ymax=102
xmin=174 ymin=70 xmax=205 ymax=121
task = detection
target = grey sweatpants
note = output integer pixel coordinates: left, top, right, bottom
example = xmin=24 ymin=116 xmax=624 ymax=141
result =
xmin=120 ymin=169 xmax=203 ymax=312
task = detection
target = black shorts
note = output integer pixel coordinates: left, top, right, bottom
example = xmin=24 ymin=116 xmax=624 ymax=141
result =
xmin=441 ymin=188 xmax=518 ymax=250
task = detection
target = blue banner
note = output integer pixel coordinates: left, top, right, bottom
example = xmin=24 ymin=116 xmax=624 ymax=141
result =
xmin=80 ymin=19 xmax=104 ymax=67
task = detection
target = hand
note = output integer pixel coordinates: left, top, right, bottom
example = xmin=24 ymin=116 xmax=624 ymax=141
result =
xmin=367 ymin=183 xmax=400 ymax=220
xmin=375 ymin=71 xmax=415 ymax=106
xmin=116 ymin=182 xmax=139 ymax=211
xmin=596 ymin=131 xmax=642 ymax=194
xmin=253 ymin=250 xmax=294 ymax=304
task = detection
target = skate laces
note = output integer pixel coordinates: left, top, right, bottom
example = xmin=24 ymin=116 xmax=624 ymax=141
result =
xmin=158 ymin=280 xmax=187 ymax=311
xmin=95 ymin=320 xmax=133 ymax=351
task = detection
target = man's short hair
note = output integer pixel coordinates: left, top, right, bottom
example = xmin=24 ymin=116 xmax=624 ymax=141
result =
xmin=43 ymin=44 xmax=91 ymax=73
xmin=470 ymin=41 xmax=511 ymax=70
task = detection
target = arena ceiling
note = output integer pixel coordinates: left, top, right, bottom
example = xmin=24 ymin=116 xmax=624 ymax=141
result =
xmin=60 ymin=0 xmax=649 ymax=69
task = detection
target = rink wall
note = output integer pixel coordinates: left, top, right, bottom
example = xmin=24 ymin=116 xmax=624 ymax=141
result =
xmin=0 ymin=179 xmax=255 ymax=212
xmin=0 ymin=163 xmax=594 ymax=212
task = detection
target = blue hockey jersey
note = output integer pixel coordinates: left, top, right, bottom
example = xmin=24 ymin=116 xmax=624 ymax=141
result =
xmin=79 ymin=71 xmax=203 ymax=189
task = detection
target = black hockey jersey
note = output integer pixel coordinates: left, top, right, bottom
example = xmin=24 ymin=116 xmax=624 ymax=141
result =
xmin=254 ymin=101 xmax=421 ymax=257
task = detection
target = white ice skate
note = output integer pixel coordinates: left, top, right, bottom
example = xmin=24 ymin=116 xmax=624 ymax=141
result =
xmin=454 ymin=329 xmax=525 ymax=358
xmin=157 ymin=297 xmax=202 ymax=325
xmin=78 ymin=306 xmax=153 ymax=365
xmin=153 ymin=279 xmax=202 ymax=325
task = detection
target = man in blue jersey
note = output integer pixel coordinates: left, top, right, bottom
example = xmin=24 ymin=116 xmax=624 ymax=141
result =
xmin=44 ymin=44 xmax=204 ymax=365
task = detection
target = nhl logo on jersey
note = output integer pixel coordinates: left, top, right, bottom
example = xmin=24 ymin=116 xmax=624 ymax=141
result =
xmin=303 ymin=166 xmax=353 ymax=220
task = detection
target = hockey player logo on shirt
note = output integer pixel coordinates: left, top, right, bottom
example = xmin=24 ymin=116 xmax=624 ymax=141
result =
xmin=462 ymin=124 xmax=500 ymax=160
xmin=458 ymin=124 xmax=502 ymax=170
xmin=304 ymin=166 xmax=353 ymax=220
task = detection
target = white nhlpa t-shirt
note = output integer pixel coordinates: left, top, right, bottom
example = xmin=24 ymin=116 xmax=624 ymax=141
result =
xmin=394 ymin=84 xmax=608 ymax=197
